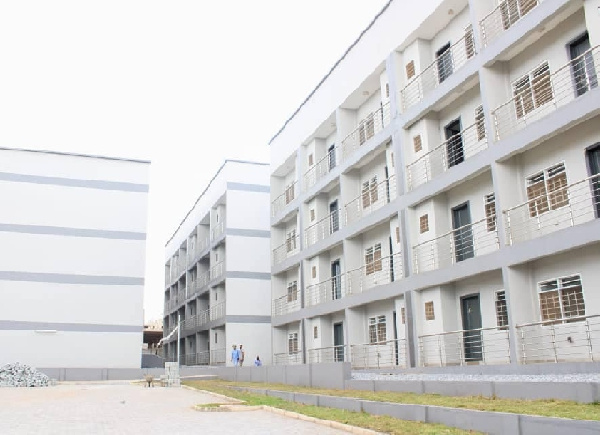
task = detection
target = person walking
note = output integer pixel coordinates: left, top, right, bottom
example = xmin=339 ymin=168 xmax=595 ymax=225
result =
xmin=231 ymin=344 xmax=239 ymax=366
xmin=238 ymin=344 xmax=245 ymax=367
xmin=254 ymin=355 xmax=262 ymax=367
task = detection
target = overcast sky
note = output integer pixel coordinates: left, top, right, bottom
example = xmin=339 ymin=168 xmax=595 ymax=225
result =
xmin=0 ymin=0 xmax=390 ymax=321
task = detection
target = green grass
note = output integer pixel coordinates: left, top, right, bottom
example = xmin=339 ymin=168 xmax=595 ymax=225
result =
xmin=185 ymin=380 xmax=480 ymax=435
xmin=184 ymin=380 xmax=600 ymax=422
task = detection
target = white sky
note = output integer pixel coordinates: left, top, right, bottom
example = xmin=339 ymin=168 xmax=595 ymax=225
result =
xmin=0 ymin=1 xmax=390 ymax=322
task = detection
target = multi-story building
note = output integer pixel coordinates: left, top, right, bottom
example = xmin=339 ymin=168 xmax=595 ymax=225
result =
xmin=269 ymin=0 xmax=600 ymax=370
xmin=163 ymin=160 xmax=271 ymax=366
xmin=0 ymin=147 xmax=149 ymax=369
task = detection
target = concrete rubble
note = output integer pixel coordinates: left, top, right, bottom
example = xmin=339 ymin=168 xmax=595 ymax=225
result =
xmin=0 ymin=362 xmax=50 ymax=387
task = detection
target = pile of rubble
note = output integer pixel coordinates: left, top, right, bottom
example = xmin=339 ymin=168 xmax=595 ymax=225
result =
xmin=0 ymin=362 xmax=50 ymax=387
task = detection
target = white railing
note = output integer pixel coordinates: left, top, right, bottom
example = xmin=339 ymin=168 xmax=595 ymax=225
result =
xmin=480 ymin=0 xmax=540 ymax=48
xmin=273 ymin=351 xmax=303 ymax=365
xmin=272 ymin=294 xmax=301 ymax=317
xmin=493 ymin=45 xmax=599 ymax=140
xmin=304 ymin=209 xmax=341 ymax=247
xmin=187 ymin=270 xmax=209 ymax=299
xmin=504 ymin=173 xmax=600 ymax=245
xmin=209 ymin=261 xmax=225 ymax=281
xmin=516 ymin=315 xmax=600 ymax=364
xmin=304 ymin=146 xmax=339 ymax=191
xmin=272 ymin=181 xmax=298 ymax=218
xmin=211 ymin=221 xmax=225 ymax=241
xmin=401 ymin=28 xmax=476 ymax=111
xmin=209 ymin=301 xmax=226 ymax=322
xmin=183 ymin=351 xmax=210 ymax=366
xmin=305 ymin=253 xmax=403 ymax=307
xmin=341 ymin=102 xmax=391 ymax=162
xmin=345 ymin=175 xmax=397 ymax=226
xmin=351 ymin=339 xmax=407 ymax=369
xmin=307 ymin=345 xmax=347 ymax=364
xmin=406 ymin=123 xmax=488 ymax=191
xmin=188 ymin=237 xmax=210 ymax=267
xmin=419 ymin=326 xmax=511 ymax=367
xmin=181 ymin=309 xmax=210 ymax=332
xmin=210 ymin=348 xmax=226 ymax=365
xmin=413 ymin=216 xmax=499 ymax=274
xmin=272 ymin=235 xmax=300 ymax=266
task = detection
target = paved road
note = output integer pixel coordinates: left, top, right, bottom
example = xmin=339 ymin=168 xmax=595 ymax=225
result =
xmin=0 ymin=382 xmax=351 ymax=435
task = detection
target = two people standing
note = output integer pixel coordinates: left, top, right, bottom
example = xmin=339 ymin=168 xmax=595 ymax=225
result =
xmin=230 ymin=344 xmax=245 ymax=366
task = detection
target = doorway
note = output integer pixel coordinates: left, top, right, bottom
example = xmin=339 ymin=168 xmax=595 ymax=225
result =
xmin=436 ymin=42 xmax=453 ymax=83
xmin=569 ymin=32 xmax=597 ymax=97
xmin=461 ymin=294 xmax=483 ymax=362
xmin=333 ymin=322 xmax=345 ymax=362
xmin=452 ymin=202 xmax=474 ymax=262
xmin=329 ymin=200 xmax=339 ymax=233
xmin=587 ymin=144 xmax=600 ymax=217
xmin=392 ymin=311 xmax=399 ymax=366
xmin=445 ymin=118 xmax=464 ymax=168
xmin=331 ymin=260 xmax=342 ymax=300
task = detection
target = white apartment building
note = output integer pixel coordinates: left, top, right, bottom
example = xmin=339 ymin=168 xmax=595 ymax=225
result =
xmin=270 ymin=0 xmax=600 ymax=369
xmin=0 ymin=148 xmax=149 ymax=369
xmin=163 ymin=160 xmax=271 ymax=366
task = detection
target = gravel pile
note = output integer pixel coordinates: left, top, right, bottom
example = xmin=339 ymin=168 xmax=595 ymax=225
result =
xmin=0 ymin=363 xmax=50 ymax=387
xmin=351 ymin=371 xmax=600 ymax=383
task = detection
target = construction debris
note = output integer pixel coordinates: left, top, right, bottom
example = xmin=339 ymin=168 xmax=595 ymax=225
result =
xmin=0 ymin=362 xmax=50 ymax=387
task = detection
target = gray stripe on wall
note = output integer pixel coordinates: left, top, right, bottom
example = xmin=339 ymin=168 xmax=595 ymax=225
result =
xmin=0 ymin=172 xmax=149 ymax=192
xmin=226 ymin=182 xmax=270 ymax=193
xmin=225 ymin=315 xmax=271 ymax=324
xmin=0 ymin=271 xmax=144 ymax=286
xmin=226 ymin=271 xmax=271 ymax=280
xmin=226 ymin=228 xmax=270 ymax=238
xmin=0 ymin=223 xmax=146 ymax=240
xmin=0 ymin=320 xmax=143 ymax=333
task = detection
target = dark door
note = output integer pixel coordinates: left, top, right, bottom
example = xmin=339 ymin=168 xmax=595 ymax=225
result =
xmin=328 ymin=144 xmax=336 ymax=170
xmin=392 ymin=311 xmax=399 ymax=366
xmin=329 ymin=200 xmax=339 ymax=233
xmin=384 ymin=166 xmax=391 ymax=203
xmin=436 ymin=42 xmax=453 ymax=83
xmin=445 ymin=118 xmax=464 ymax=168
xmin=333 ymin=322 xmax=344 ymax=362
xmin=331 ymin=260 xmax=342 ymax=300
xmin=461 ymin=295 xmax=483 ymax=362
xmin=570 ymin=33 xmax=597 ymax=97
xmin=587 ymin=145 xmax=600 ymax=217
xmin=452 ymin=203 xmax=474 ymax=262
xmin=388 ymin=236 xmax=395 ymax=282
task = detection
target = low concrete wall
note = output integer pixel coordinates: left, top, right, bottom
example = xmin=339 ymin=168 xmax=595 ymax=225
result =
xmin=38 ymin=366 xmax=218 ymax=382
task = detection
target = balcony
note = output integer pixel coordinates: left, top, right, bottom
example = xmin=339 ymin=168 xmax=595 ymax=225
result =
xmin=516 ymin=314 xmax=600 ymax=364
xmin=272 ymin=234 xmax=300 ymax=266
xmin=272 ymin=294 xmax=301 ymax=317
xmin=307 ymin=345 xmax=347 ymax=364
xmin=504 ymin=173 xmax=600 ymax=245
xmin=187 ymin=237 xmax=210 ymax=267
xmin=181 ymin=310 xmax=209 ymax=332
xmin=304 ymin=209 xmax=341 ymax=248
xmin=493 ymin=45 xmax=599 ymax=141
xmin=341 ymin=102 xmax=391 ymax=162
xmin=304 ymin=146 xmax=338 ymax=191
xmin=272 ymin=181 xmax=298 ymax=218
xmin=412 ymin=215 xmax=500 ymax=273
xmin=183 ymin=351 xmax=210 ymax=366
xmin=479 ymin=0 xmax=540 ymax=48
xmin=305 ymin=252 xmax=403 ymax=307
xmin=211 ymin=221 xmax=224 ymax=242
xmin=210 ymin=348 xmax=226 ymax=365
xmin=350 ymin=339 xmax=407 ymax=369
xmin=345 ymin=175 xmax=397 ymax=226
xmin=406 ymin=122 xmax=488 ymax=191
xmin=400 ymin=27 xmax=476 ymax=111
xmin=209 ymin=261 xmax=225 ymax=282
xmin=188 ymin=270 xmax=209 ymax=299
xmin=209 ymin=300 xmax=226 ymax=322
xmin=273 ymin=351 xmax=303 ymax=365
xmin=418 ymin=326 xmax=511 ymax=367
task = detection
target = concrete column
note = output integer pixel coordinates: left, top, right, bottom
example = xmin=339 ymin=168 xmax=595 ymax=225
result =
xmin=501 ymin=265 xmax=533 ymax=365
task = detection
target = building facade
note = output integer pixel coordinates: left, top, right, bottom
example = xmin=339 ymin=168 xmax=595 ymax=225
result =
xmin=163 ymin=160 xmax=271 ymax=366
xmin=269 ymin=0 xmax=600 ymax=369
xmin=0 ymin=148 xmax=149 ymax=369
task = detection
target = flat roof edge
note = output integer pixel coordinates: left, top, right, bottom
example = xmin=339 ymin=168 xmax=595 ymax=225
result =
xmin=0 ymin=146 xmax=151 ymax=164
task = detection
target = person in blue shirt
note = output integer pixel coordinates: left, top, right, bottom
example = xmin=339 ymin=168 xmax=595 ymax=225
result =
xmin=254 ymin=355 xmax=262 ymax=367
xmin=231 ymin=344 xmax=239 ymax=366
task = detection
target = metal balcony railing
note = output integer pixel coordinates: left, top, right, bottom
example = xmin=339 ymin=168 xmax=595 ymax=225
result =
xmin=412 ymin=216 xmax=500 ymax=274
xmin=209 ymin=261 xmax=225 ymax=281
xmin=400 ymin=27 xmax=476 ymax=111
xmin=209 ymin=301 xmax=226 ymax=322
xmin=181 ymin=310 xmax=210 ymax=332
xmin=480 ymin=0 xmax=541 ymax=48
xmin=516 ymin=315 xmax=600 ymax=364
xmin=211 ymin=221 xmax=225 ymax=241
xmin=341 ymin=102 xmax=391 ymax=162
xmin=304 ymin=209 xmax=341 ymax=248
xmin=272 ymin=293 xmax=301 ymax=317
xmin=210 ymin=348 xmax=226 ymax=365
xmin=183 ymin=351 xmax=210 ymax=366
xmin=187 ymin=237 xmax=210 ymax=267
xmin=272 ymin=235 xmax=300 ymax=266
xmin=351 ymin=339 xmax=408 ymax=369
xmin=493 ymin=45 xmax=599 ymax=140
xmin=419 ymin=326 xmax=511 ymax=367
xmin=273 ymin=351 xmax=303 ymax=365
xmin=345 ymin=175 xmax=397 ymax=226
xmin=504 ymin=173 xmax=600 ymax=245
xmin=304 ymin=146 xmax=339 ymax=191
xmin=307 ymin=345 xmax=347 ymax=364
xmin=272 ymin=181 xmax=298 ymax=218
xmin=406 ymin=122 xmax=488 ymax=191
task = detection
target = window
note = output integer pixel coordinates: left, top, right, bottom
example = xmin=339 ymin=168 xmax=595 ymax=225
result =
xmin=413 ymin=135 xmax=423 ymax=152
xmin=369 ymin=315 xmax=387 ymax=343
xmin=485 ymin=193 xmax=496 ymax=232
xmin=425 ymin=301 xmax=435 ymax=320
xmin=513 ymin=62 xmax=553 ymax=118
xmin=288 ymin=333 xmax=299 ymax=354
xmin=361 ymin=176 xmax=379 ymax=208
xmin=475 ymin=105 xmax=485 ymax=141
xmin=308 ymin=154 xmax=314 ymax=166
xmin=390 ymin=151 xmax=395 ymax=167
xmin=313 ymin=326 xmax=318 ymax=339
xmin=465 ymin=26 xmax=475 ymax=59
xmin=284 ymin=183 xmax=295 ymax=204
xmin=310 ymin=209 xmax=315 ymax=222
xmin=365 ymin=243 xmax=383 ymax=275
xmin=419 ymin=214 xmax=429 ymax=233
xmin=395 ymin=226 xmax=400 ymax=244
xmin=214 ymin=332 xmax=218 ymax=344
xmin=539 ymin=275 xmax=585 ymax=323
xmin=311 ymin=266 xmax=316 ymax=278
xmin=216 ymin=213 xmax=219 ymax=223
xmin=286 ymin=229 xmax=297 ymax=253
xmin=287 ymin=281 xmax=298 ymax=302
xmin=406 ymin=60 xmax=415 ymax=79
xmin=526 ymin=163 xmax=569 ymax=217
xmin=385 ymin=83 xmax=390 ymax=98
xmin=359 ymin=114 xmax=375 ymax=145
xmin=495 ymin=290 xmax=509 ymax=329
xmin=215 ymin=252 xmax=219 ymax=262
xmin=401 ymin=307 xmax=406 ymax=324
